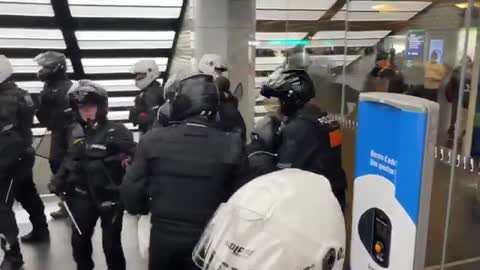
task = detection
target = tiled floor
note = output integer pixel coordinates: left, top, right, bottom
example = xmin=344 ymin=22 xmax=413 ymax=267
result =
xmin=2 ymin=198 xmax=148 ymax=270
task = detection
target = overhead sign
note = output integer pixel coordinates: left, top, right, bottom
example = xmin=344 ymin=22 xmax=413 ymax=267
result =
xmin=429 ymin=39 xmax=444 ymax=63
xmin=406 ymin=31 xmax=426 ymax=60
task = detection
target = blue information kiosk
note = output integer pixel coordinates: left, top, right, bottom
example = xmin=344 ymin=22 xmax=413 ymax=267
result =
xmin=350 ymin=93 xmax=438 ymax=270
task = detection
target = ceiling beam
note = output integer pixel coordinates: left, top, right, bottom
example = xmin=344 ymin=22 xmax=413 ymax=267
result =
xmin=75 ymin=18 xmax=179 ymax=31
xmin=50 ymin=0 xmax=85 ymax=79
xmin=0 ymin=16 xmax=56 ymax=29
xmin=319 ymin=0 xmax=346 ymax=22
xmin=0 ymin=48 xmax=67 ymax=58
xmin=79 ymin=49 xmax=172 ymax=58
xmin=83 ymin=72 xmax=165 ymax=81
xmin=256 ymin=20 xmax=408 ymax=33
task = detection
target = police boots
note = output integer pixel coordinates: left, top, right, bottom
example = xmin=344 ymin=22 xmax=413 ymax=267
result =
xmin=50 ymin=202 xmax=68 ymax=219
xmin=0 ymin=238 xmax=24 ymax=270
xmin=20 ymin=228 xmax=50 ymax=244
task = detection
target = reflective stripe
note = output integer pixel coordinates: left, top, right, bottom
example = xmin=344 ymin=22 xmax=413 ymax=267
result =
xmin=248 ymin=151 xmax=278 ymax=159
xmin=90 ymin=144 xmax=107 ymax=150
xmin=74 ymin=187 xmax=88 ymax=195
xmin=186 ymin=123 xmax=207 ymax=128
xmin=1 ymin=124 xmax=13 ymax=132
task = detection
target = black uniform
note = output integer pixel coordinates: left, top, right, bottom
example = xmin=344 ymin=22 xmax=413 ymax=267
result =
xmin=48 ymin=79 xmax=135 ymax=270
xmin=276 ymin=105 xmax=347 ymax=210
xmin=121 ymin=74 xmax=249 ymax=270
xmin=0 ymin=80 xmax=40 ymax=268
xmin=246 ymin=114 xmax=281 ymax=178
xmin=258 ymin=69 xmax=347 ymax=211
xmin=129 ymin=81 xmax=165 ymax=134
xmin=35 ymin=78 xmax=73 ymax=173
xmin=51 ymin=121 xmax=134 ymax=270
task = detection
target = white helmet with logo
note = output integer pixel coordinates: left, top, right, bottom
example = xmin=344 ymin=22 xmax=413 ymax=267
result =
xmin=193 ymin=169 xmax=346 ymax=270
xmin=131 ymin=60 xmax=160 ymax=90
xmin=0 ymin=55 xmax=13 ymax=84
xmin=198 ymin=54 xmax=227 ymax=77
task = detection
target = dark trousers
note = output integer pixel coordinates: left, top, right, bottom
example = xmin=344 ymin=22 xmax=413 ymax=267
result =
xmin=149 ymin=222 xmax=203 ymax=270
xmin=14 ymin=149 xmax=48 ymax=231
xmin=419 ymin=88 xmax=439 ymax=102
xmin=0 ymin=163 xmax=22 ymax=264
xmin=67 ymin=194 xmax=125 ymax=270
xmin=0 ymin=209 xmax=22 ymax=265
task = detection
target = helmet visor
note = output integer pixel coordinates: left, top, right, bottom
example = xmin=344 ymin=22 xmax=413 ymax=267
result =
xmin=135 ymin=73 xmax=147 ymax=81
xmin=193 ymin=203 xmax=342 ymax=270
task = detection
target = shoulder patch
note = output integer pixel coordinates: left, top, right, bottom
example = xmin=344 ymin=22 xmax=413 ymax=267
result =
xmin=329 ymin=129 xmax=342 ymax=148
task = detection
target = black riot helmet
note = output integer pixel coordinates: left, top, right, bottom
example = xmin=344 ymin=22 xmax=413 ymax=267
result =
xmin=169 ymin=74 xmax=220 ymax=121
xmin=34 ymin=51 xmax=67 ymax=82
xmin=68 ymin=80 xmax=109 ymax=124
xmin=261 ymin=69 xmax=315 ymax=116
xmin=251 ymin=114 xmax=281 ymax=152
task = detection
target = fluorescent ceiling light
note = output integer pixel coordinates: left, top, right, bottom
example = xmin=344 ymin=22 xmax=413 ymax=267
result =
xmin=313 ymin=55 xmax=361 ymax=67
xmin=108 ymin=110 xmax=130 ymax=121
xmin=256 ymin=57 xmax=285 ymax=71
xmin=82 ymin=57 xmax=168 ymax=74
xmin=256 ymin=32 xmax=308 ymax=41
xmin=255 ymin=77 xmax=268 ymax=88
xmin=344 ymin=1 xmax=431 ymax=12
xmin=123 ymin=123 xmax=136 ymax=130
xmin=10 ymin=58 xmax=73 ymax=73
xmin=32 ymin=127 xmax=47 ymax=136
xmin=109 ymin=97 xmax=135 ymax=107
xmin=455 ymin=2 xmax=480 ymax=9
xmin=255 ymin=106 xmax=269 ymax=114
xmin=76 ymin=31 xmax=175 ymax=49
xmin=69 ymin=0 xmax=182 ymax=6
xmin=256 ymin=0 xmax=335 ymax=10
xmin=256 ymin=10 xmax=324 ymax=21
xmin=93 ymin=79 xmax=162 ymax=92
xmin=256 ymin=63 xmax=283 ymax=71
xmin=332 ymin=11 xmax=417 ymax=21
xmin=17 ymin=81 xmax=44 ymax=94
xmin=256 ymin=95 xmax=266 ymax=102
xmin=311 ymin=55 xmax=361 ymax=62
xmin=256 ymin=57 xmax=285 ymax=65
xmin=307 ymin=39 xmax=381 ymax=48
xmin=69 ymin=0 xmax=182 ymax=18
xmin=76 ymin=31 xmax=175 ymax=41
xmin=312 ymin=30 xmax=391 ymax=40
xmin=0 ymin=0 xmax=54 ymax=17
xmin=252 ymin=43 xmax=296 ymax=50
xmin=0 ymin=28 xmax=66 ymax=49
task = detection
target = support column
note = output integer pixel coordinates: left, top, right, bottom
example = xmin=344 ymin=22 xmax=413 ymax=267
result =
xmin=193 ymin=0 xmax=256 ymax=136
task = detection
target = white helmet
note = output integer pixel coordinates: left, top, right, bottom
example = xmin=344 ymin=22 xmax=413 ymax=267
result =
xmin=131 ymin=60 xmax=160 ymax=90
xmin=198 ymin=54 xmax=227 ymax=77
xmin=0 ymin=55 xmax=13 ymax=84
xmin=193 ymin=169 xmax=346 ymax=270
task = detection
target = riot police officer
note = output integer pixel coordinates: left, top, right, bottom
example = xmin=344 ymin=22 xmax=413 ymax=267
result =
xmin=48 ymin=80 xmax=135 ymax=270
xmin=257 ymin=68 xmax=347 ymax=211
xmin=198 ymin=54 xmax=246 ymax=141
xmin=247 ymin=114 xmax=281 ymax=178
xmin=0 ymin=55 xmax=45 ymax=269
xmin=129 ymin=60 xmax=165 ymax=134
xmin=34 ymin=51 xmax=73 ymax=219
xmin=121 ymin=73 xmax=249 ymax=270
